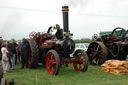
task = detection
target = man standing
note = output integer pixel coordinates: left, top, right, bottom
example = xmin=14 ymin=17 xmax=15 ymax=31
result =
xmin=0 ymin=37 xmax=3 ymax=60
xmin=21 ymin=38 xmax=29 ymax=68
xmin=8 ymin=38 xmax=18 ymax=70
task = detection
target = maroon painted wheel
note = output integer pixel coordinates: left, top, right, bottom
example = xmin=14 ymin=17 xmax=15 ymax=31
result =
xmin=26 ymin=39 xmax=39 ymax=68
xmin=73 ymin=49 xmax=88 ymax=72
xmin=45 ymin=50 xmax=60 ymax=75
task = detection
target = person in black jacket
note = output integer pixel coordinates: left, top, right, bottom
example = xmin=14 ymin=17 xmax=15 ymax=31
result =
xmin=21 ymin=38 xmax=29 ymax=68
xmin=7 ymin=38 xmax=18 ymax=70
xmin=0 ymin=37 xmax=3 ymax=60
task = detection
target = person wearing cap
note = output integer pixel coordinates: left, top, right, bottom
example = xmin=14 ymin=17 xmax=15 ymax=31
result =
xmin=21 ymin=38 xmax=29 ymax=68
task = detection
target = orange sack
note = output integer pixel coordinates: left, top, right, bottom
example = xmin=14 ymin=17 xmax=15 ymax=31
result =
xmin=101 ymin=60 xmax=128 ymax=75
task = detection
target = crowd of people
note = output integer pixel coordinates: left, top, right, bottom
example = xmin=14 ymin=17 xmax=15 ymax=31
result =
xmin=0 ymin=38 xmax=29 ymax=73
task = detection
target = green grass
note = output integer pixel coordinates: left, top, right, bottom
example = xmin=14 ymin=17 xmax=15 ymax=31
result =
xmin=4 ymin=63 xmax=128 ymax=85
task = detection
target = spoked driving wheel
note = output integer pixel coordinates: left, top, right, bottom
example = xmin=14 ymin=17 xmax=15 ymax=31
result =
xmin=45 ymin=50 xmax=60 ymax=75
xmin=87 ymin=41 xmax=108 ymax=65
xmin=73 ymin=49 xmax=88 ymax=72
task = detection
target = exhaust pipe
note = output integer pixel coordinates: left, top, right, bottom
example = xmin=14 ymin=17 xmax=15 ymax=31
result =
xmin=62 ymin=6 xmax=69 ymax=33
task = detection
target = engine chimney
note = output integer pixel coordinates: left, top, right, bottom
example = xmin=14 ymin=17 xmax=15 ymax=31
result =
xmin=62 ymin=6 xmax=69 ymax=33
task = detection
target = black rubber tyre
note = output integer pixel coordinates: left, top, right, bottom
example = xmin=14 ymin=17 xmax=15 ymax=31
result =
xmin=87 ymin=41 xmax=108 ymax=65
xmin=111 ymin=42 xmax=120 ymax=57
xmin=45 ymin=50 xmax=60 ymax=75
xmin=0 ymin=61 xmax=3 ymax=81
xmin=73 ymin=49 xmax=88 ymax=72
xmin=27 ymin=38 xmax=39 ymax=68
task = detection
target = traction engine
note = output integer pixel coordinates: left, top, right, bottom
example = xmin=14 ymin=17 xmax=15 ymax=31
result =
xmin=26 ymin=6 xmax=88 ymax=75
xmin=87 ymin=27 xmax=128 ymax=65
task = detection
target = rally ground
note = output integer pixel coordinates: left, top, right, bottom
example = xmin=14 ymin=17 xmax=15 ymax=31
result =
xmin=4 ymin=63 xmax=128 ymax=85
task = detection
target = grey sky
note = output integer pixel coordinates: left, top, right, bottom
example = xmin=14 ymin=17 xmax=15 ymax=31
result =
xmin=0 ymin=0 xmax=128 ymax=40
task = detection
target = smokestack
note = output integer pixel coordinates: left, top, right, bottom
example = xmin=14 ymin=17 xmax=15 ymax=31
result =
xmin=62 ymin=6 xmax=69 ymax=33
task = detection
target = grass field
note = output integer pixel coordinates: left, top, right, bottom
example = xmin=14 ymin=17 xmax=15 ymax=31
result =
xmin=4 ymin=63 xmax=128 ymax=85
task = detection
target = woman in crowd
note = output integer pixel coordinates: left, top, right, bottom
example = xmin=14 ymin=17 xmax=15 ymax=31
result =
xmin=1 ymin=41 xmax=10 ymax=72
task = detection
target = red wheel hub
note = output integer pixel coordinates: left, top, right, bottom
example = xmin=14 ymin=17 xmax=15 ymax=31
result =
xmin=73 ymin=53 xmax=86 ymax=72
xmin=46 ymin=52 xmax=56 ymax=75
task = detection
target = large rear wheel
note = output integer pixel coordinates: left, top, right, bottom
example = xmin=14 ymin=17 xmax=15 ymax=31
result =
xmin=73 ymin=49 xmax=88 ymax=72
xmin=45 ymin=50 xmax=60 ymax=75
xmin=26 ymin=38 xmax=39 ymax=68
xmin=87 ymin=41 xmax=108 ymax=65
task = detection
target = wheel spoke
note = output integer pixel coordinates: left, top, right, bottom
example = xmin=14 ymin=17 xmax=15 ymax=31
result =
xmin=98 ymin=58 xmax=103 ymax=64
xmin=47 ymin=57 xmax=50 ymax=61
xmin=96 ymin=45 xmax=100 ymax=51
xmin=98 ymin=54 xmax=104 ymax=58
xmin=91 ymin=54 xmax=96 ymax=60
xmin=51 ymin=54 xmax=53 ymax=60
xmin=79 ymin=64 xmax=82 ymax=70
xmin=96 ymin=58 xmax=99 ymax=64
xmin=97 ymin=50 xmax=102 ymax=54
xmin=93 ymin=44 xmax=97 ymax=51
xmin=89 ymin=54 xmax=94 ymax=57
xmin=83 ymin=63 xmax=85 ymax=66
xmin=89 ymin=47 xmax=95 ymax=52
xmin=79 ymin=53 xmax=82 ymax=59
xmin=51 ymin=66 xmax=55 ymax=72
xmin=52 ymin=59 xmax=56 ymax=65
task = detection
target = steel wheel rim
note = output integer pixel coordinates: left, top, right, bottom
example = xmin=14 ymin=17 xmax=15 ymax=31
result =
xmin=88 ymin=42 xmax=106 ymax=65
xmin=46 ymin=52 xmax=56 ymax=75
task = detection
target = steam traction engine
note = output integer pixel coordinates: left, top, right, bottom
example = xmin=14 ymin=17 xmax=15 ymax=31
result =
xmin=26 ymin=6 xmax=88 ymax=75
xmin=87 ymin=27 xmax=128 ymax=65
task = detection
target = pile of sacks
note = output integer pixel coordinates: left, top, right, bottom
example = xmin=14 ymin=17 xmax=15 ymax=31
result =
xmin=101 ymin=60 xmax=128 ymax=75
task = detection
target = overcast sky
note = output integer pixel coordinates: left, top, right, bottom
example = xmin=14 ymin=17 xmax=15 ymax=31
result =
xmin=1 ymin=0 xmax=128 ymax=40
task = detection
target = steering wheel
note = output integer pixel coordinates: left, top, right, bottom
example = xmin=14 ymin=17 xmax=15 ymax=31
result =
xmin=29 ymin=31 xmax=36 ymax=38
xmin=111 ymin=27 xmax=126 ymax=41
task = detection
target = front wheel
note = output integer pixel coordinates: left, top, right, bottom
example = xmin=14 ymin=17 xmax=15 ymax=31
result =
xmin=73 ymin=49 xmax=88 ymax=72
xmin=87 ymin=41 xmax=108 ymax=65
xmin=45 ymin=50 xmax=60 ymax=75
